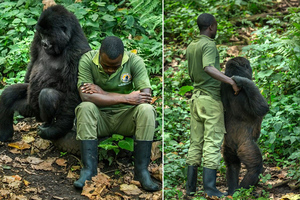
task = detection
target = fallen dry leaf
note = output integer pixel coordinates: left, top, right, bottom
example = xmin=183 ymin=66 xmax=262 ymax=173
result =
xmin=42 ymin=0 xmax=56 ymax=10
xmin=66 ymin=170 xmax=76 ymax=179
xmin=281 ymin=193 xmax=300 ymax=200
xmin=152 ymin=191 xmax=162 ymax=200
xmin=23 ymin=179 xmax=30 ymax=186
xmin=55 ymin=158 xmax=67 ymax=167
xmin=81 ymin=173 xmax=111 ymax=199
xmin=8 ymin=141 xmax=31 ymax=150
xmin=227 ymin=46 xmax=239 ymax=57
xmin=0 ymin=155 xmax=13 ymax=164
xmin=34 ymin=138 xmax=51 ymax=150
xmin=0 ymin=189 xmax=10 ymax=197
xmin=31 ymin=157 xmax=56 ymax=171
xmin=26 ymin=156 xmax=44 ymax=165
xmin=151 ymin=141 xmax=162 ymax=161
xmin=139 ymin=193 xmax=152 ymax=199
xmin=9 ymin=148 xmax=21 ymax=154
xmin=22 ymin=135 xmax=35 ymax=143
xmin=151 ymin=163 xmax=162 ymax=181
xmin=3 ymin=175 xmax=23 ymax=189
xmin=120 ymin=184 xmax=142 ymax=195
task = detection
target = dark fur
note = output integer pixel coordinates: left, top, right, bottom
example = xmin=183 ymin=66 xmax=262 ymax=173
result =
xmin=0 ymin=5 xmax=91 ymax=141
xmin=221 ymin=57 xmax=269 ymax=195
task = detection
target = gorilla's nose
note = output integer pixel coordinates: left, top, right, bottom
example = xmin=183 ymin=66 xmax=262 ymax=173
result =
xmin=41 ymin=40 xmax=52 ymax=49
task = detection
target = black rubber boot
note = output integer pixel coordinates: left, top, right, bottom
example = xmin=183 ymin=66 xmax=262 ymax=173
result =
xmin=134 ymin=140 xmax=159 ymax=191
xmin=186 ymin=166 xmax=197 ymax=196
xmin=203 ymin=167 xmax=227 ymax=198
xmin=74 ymin=140 xmax=98 ymax=189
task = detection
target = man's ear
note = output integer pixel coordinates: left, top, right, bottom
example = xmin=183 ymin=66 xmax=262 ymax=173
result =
xmin=208 ymin=24 xmax=213 ymax=31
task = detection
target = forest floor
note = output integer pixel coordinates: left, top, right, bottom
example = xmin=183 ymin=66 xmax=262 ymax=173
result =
xmin=0 ymin=119 xmax=162 ymax=200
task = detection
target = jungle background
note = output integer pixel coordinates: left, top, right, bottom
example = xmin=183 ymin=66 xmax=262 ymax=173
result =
xmin=0 ymin=0 xmax=162 ymax=199
xmin=164 ymin=0 xmax=300 ymax=199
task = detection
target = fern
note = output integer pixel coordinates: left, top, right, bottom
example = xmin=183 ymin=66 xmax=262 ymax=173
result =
xmin=128 ymin=0 xmax=162 ymax=32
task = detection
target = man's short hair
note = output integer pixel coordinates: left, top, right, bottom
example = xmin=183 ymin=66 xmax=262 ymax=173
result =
xmin=100 ymin=36 xmax=124 ymax=59
xmin=197 ymin=13 xmax=215 ymax=32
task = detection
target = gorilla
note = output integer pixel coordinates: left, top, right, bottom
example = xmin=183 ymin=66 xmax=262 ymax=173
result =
xmin=221 ymin=57 xmax=269 ymax=195
xmin=0 ymin=5 xmax=91 ymax=141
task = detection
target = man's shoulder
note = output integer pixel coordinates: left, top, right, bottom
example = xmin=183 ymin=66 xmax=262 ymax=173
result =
xmin=125 ymin=51 xmax=144 ymax=66
xmin=81 ymin=50 xmax=98 ymax=60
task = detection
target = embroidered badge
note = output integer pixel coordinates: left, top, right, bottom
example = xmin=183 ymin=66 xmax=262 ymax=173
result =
xmin=121 ymin=73 xmax=132 ymax=83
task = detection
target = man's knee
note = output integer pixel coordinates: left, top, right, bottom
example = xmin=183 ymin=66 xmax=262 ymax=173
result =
xmin=76 ymin=102 xmax=98 ymax=115
xmin=136 ymin=103 xmax=156 ymax=116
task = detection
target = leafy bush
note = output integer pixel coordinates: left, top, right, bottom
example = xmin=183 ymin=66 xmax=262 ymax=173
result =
xmin=0 ymin=0 xmax=162 ymax=89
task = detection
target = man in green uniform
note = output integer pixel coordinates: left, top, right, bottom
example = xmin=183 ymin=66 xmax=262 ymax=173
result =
xmin=73 ymin=36 xmax=159 ymax=192
xmin=185 ymin=13 xmax=240 ymax=197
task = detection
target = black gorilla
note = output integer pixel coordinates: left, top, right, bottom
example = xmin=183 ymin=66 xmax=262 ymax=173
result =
xmin=221 ymin=57 xmax=269 ymax=195
xmin=0 ymin=5 xmax=91 ymax=141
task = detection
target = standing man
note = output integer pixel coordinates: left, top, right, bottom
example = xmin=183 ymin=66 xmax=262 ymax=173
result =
xmin=185 ymin=13 xmax=240 ymax=197
xmin=73 ymin=36 xmax=159 ymax=192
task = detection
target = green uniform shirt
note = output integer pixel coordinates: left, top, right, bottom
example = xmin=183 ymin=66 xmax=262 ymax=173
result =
xmin=186 ymin=35 xmax=221 ymax=100
xmin=77 ymin=50 xmax=151 ymax=110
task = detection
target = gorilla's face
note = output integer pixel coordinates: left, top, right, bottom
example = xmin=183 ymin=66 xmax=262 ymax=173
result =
xmin=36 ymin=7 xmax=72 ymax=55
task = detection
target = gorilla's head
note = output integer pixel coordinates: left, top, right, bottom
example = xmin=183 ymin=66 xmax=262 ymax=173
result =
xmin=35 ymin=5 xmax=75 ymax=55
xmin=225 ymin=57 xmax=252 ymax=80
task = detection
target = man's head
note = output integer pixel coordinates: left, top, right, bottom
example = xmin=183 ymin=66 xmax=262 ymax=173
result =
xmin=99 ymin=36 xmax=124 ymax=75
xmin=197 ymin=13 xmax=217 ymax=39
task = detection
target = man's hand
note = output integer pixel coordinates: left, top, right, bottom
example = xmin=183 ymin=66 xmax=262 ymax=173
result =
xmin=230 ymin=78 xmax=241 ymax=95
xmin=125 ymin=91 xmax=152 ymax=105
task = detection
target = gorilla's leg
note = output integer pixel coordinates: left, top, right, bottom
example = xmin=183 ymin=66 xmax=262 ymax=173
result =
xmin=0 ymin=84 xmax=33 ymax=141
xmin=223 ymin=144 xmax=241 ymax=195
xmin=38 ymin=88 xmax=63 ymax=124
xmin=238 ymin=140 xmax=263 ymax=189
xmin=38 ymin=89 xmax=78 ymax=140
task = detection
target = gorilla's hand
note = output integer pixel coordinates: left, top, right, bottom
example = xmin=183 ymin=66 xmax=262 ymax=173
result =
xmin=231 ymin=76 xmax=249 ymax=88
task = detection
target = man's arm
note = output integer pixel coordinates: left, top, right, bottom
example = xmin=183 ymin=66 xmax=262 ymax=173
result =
xmin=204 ymin=65 xmax=240 ymax=95
xmin=79 ymin=83 xmax=152 ymax=107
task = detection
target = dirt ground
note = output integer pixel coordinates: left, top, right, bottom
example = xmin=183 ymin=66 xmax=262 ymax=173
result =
xmin=0 ymin=119 xmax=162 ymax=200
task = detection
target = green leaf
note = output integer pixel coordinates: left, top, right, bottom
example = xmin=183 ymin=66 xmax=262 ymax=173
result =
xmin=12 ymin=18 xmax=21 ymax=24
xmin=118 ymin=137 xmax=134 ymax=151
xmin=25 ymin=18 xmax=37 ymax=26
xmin=112 ymin=134 xmax=124 ymax=141
xmin=107 ymin=5 xmax=116 ymax=11
xmin=102 ymin=14 xmax=115 ymax=22
xmin=126 ymin=15 xmax=135 ymax=27
xmin=257 ymin=69 xmax=273 ymax=79
xmin=178 ymin=85 xmax=193 ymax=96
xmin=274 ymin=121 xmax=282 ymax=132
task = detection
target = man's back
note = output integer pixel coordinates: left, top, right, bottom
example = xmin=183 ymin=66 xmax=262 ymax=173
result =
xmin=187 ymin=35 xmax=221 ymax=100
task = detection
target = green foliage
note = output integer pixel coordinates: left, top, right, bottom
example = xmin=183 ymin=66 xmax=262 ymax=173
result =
xmin=164 ymin=0 xmax=300 ymax=198
xmin=164 ymin=0 xmax=273 ymax=46
xmin=231 ymin=186 xmax=269 ymax=200
xmin=0 ymin=0 xmax=162 ymax=89
xmin=98 ymin=134 xmax=134 ymax=165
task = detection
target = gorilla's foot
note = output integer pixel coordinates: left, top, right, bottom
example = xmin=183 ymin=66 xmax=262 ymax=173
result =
xmin=37 ymin=125 xmax=62 ymax=140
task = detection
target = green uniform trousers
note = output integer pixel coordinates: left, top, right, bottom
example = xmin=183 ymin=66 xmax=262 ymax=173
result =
xmin=186 ymin=92 xmax=226 ymax=169
xmin=75 ymin=102 xmax=156 ymax=141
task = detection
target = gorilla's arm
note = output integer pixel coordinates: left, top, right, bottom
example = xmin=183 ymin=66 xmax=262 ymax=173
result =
xmin=25 ymin=34 xmax=40 ymax=83
xmin=79 ymin=83 xmax=152 ymax=107
xmin=204 ymin=66 xmax=240 ymax=94
xmin=232 ymin=76 xmax=269 ymax=117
